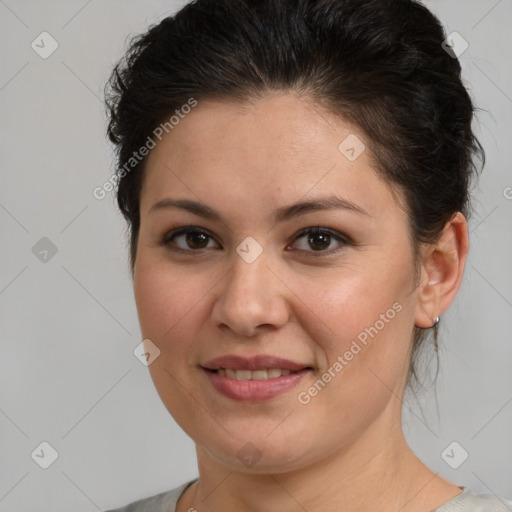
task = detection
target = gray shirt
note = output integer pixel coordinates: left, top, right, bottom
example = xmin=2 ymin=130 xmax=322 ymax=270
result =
xmin=104 ymin=478 xmax=512 ymax=512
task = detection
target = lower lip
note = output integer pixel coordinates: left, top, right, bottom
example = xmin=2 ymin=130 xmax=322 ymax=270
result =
xmin=202 ymin=368 xmax=310 ymax=402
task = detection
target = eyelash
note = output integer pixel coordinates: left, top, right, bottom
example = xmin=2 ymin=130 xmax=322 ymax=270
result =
xmin=160 ymin=225 xmax=351 ymax=258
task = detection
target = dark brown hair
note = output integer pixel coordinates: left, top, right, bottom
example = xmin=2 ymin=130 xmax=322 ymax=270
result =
xmin=104 ymin=0 xmax=485 ymax=390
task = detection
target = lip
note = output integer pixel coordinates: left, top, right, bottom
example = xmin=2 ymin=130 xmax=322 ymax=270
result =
xmin=202 ymin=367 xmax=311 ymax=402
xmin=201 ymin=354 xmax=312 ymax=372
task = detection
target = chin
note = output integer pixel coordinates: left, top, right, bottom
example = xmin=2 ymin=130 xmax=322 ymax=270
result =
xmin=196 ymin=431 xmax=322 ymax=474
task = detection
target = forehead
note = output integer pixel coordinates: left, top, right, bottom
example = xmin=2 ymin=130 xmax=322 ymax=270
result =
xmin=140 ymin=93 xmax=400 ymax=221
xmin=146 ymin=93 xmax=356 ymax=169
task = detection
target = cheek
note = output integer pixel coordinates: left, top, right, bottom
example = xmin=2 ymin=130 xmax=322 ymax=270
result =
xmin=133 ymin=267 xmax=172 ymax=339
xmin=299 ymin=258 xmax=412 ymax=350
xmin=133 ymin=258 xmax=223 ymax=387
xmin=292 ymin=255 xmax=414 ymax=400
xmin=133 ymin=260 xmax=208 ymax=428
xmin=134 ymin=258 xmax=204 ymax=340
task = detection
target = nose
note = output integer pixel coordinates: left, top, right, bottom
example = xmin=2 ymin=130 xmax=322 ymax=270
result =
xmin=210 ymin=249 xmax=290 ymax=338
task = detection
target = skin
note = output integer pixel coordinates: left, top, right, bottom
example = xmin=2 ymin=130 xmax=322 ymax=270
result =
xmin=133 ymin=93 xmax=469 ymax=512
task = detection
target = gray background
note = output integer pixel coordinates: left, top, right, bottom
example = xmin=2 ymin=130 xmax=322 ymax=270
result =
xmin=0 ymin=1 xmax=510 ymax=510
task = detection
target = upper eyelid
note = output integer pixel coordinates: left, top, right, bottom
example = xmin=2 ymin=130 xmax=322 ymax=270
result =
xmin=163 ymin=226 xmax=218 ymax=242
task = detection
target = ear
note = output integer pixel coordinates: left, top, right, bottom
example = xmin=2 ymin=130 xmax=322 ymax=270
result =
xmin=414 ymin=212 xmax=469 ymax=328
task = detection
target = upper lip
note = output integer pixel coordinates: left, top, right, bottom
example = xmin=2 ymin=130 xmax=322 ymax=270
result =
xmin=201 ymin=355 xmax=312 ymax=372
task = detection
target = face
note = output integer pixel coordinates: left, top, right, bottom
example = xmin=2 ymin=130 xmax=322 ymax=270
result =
xmin=133 ymin=93 xmax=422 ymax=473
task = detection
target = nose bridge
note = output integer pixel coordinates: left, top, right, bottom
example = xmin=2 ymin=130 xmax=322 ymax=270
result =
xmin=212 ymin=243 xmax=289 ymax=336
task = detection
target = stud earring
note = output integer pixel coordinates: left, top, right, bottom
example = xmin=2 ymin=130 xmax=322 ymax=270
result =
xmin=432 ymin=316 xmax=440 ymax=326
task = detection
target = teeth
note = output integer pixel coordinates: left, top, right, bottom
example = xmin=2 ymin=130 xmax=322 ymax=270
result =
xmin=235 ymin=369 xmax=252 ymax=380
xmin=215 ymin=368 xmax=294 ymax=380
xmin=251 ymin=370 xmax=268 ymax=380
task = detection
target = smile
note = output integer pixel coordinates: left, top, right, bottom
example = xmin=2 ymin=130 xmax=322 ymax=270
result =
xmin=211 ymin=368 xmax=295 ymax=380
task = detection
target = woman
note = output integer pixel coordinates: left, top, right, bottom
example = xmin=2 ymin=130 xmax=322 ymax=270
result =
xmin=103 ymin=0 xmax=512 ymax=511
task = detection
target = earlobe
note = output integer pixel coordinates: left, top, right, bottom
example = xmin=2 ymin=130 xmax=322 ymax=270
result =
xmin=414 ymin=212 xmax=469 ymax=328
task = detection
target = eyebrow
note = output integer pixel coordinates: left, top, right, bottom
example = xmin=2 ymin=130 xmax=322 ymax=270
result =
xmin=149 ymin=195 xmax=369 ymax=223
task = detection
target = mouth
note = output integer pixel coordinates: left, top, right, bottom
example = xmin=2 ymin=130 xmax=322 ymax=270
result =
xmin=200 ymin=354 xmax=315 ymax=401
xmin=203 ymin=367 xmax=313 ymax=380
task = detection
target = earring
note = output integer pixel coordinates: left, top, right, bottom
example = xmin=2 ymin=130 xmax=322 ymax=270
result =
xmin=432 ymin=316 xmax=440 ymax=327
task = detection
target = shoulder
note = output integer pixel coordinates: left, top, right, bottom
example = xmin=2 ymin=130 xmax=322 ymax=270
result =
xmin=434 ymin=486 xmax=512 ymax=512
xmin=103 ymin=478 xmax=198 ymax=512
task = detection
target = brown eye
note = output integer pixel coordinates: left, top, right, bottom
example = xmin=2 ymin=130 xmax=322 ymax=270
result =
xmin=291 ymin=227 xmax=348 ymax=256
xmin=163 ymin=227 xmax=219 ymax=251
xmin=307 ymin=231 xmax=331 ymax=251
xmin=183 ymin=231 xmax=209 ymax=249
